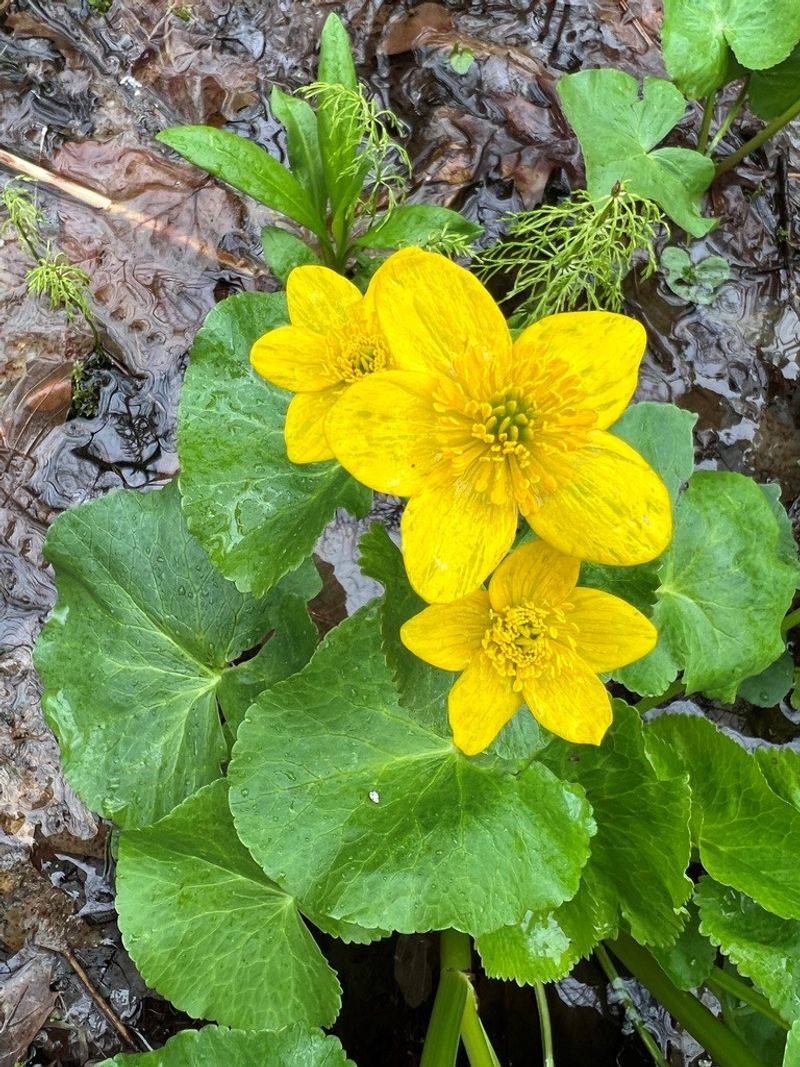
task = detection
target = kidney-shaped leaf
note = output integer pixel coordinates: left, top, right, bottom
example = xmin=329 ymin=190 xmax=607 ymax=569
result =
xmin=558 ymin=69 xmax=715 ymax=237
xmin=97 ymin=1024 xmax=353 ymax=1067
xmin=116 ymin=780 xmax=341 ymax=1030
xmin=229 ymin=605 xmax=594 ymax=937
xmin=33 ymin=482 xmax=291 ymax=828
xmin=177 ymin=291 xmax=371 ymax=597
xmin=663 ymin=0 xmax=800 ymax=99
xmin=647 ymin=714 xmax=800 ymax=920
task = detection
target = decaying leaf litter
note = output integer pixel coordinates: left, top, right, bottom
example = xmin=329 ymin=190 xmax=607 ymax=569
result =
xmin=0 ymin=1 xmax=798 ymax=1064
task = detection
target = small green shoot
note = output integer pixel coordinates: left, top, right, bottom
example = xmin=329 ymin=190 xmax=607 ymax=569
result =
xmin=87 ymin=0 xmax=112 ymax=13
xmin=25 ymin=246 xmax=93 ymax=325
xmin=661 ymin=246 xmax=731 ymax=304
xmin=448 ymin=43 xmax=475 ymax=75
xmin=478 ymin=185 xmax=665 ymax=326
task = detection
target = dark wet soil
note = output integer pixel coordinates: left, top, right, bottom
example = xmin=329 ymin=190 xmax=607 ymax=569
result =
xmin=0 ymin=2 xmax=798 ymax=1065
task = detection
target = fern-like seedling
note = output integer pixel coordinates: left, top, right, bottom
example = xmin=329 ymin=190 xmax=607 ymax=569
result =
xmin=25 ymin=246 xmax=94 ymax=325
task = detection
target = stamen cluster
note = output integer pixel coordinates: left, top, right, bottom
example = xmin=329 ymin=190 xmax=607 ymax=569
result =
xmin=482 ymin=602 xmax=577 ymax=689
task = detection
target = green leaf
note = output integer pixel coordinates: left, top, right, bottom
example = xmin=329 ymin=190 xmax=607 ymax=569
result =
xmin=270 ymin=86 xmax=327 ymax=211
xmin=755 ymin=745 xmax=800 ymax=811
xmin=662 ymin=0 xmax=800 ymax=99
xmin=478 ymin=703 xmax=691 ymax=983
xmin=557 ymin=69 xmax=716 ymax=237
xmin=650 ymin=901 xmax=716 ymax=990
xmin=33 ymin=482 xmax=278 ymax=828
xmin=661 ymin=246 xmax=731 ymax=305
xmin=448 ymin=43 xmax=475 ymax=75
xmin=157 ymin=126 xmax=325 ymax=237
xmin=316 ymin=13 xmax=360 ymax=230
xmin=646 ymin=713 xmax=800 ymax=919
xmin=217 ymin=558 xmax=321 ymax=735
xmin=261 ymin=225 xmax=320 ymax=284
xmin=738 ymin=649 xmax=794 ymax=709
xmin=786 ymin=1022 xmax=800 ymax=1067
xmin=229 ymin=605 xmax=594 ymax=937
xmin=610 ymin=401 xmax=697 ymax=505
xmin=96 ymin=1024 xmax=353 ymax=1066
xmin=177 ymin=291 xmax=372 ymax=596
xmin=355 ymin=204 xmax=483 ymax=251
xmin=650 ymin=472 xmax=799 ymax=701
xmin=116 ymin=780 xmax=341 ymax=1029
xmin=750 ymin=45 xmax=800 ymax=120
xmin=696 ymin=876 xmax=800 ymax=1024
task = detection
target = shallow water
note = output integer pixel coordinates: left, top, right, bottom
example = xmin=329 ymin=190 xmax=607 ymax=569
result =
xmin=0 ymin=1 xmax=797 ymax=1064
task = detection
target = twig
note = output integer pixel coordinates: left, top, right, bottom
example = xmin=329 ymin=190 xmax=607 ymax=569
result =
xmin=0 ymin=147 xmax=267 ymax=279
xmin=63 ymin=947 xmax=138 ymax=1049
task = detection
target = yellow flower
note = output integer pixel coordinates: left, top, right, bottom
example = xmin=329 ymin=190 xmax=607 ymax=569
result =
xmin=250 ymin=265 xmax=389 ymax=463
xmin=325 ymin=248 xmax=672 ymax=602
xmin=400 ymin=540 xmax=656 ymax=753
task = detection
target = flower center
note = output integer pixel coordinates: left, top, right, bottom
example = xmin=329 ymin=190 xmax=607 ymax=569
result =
xmin=469 ymin=387 xmax=536 ymax=460
xmin=330 ymin=329 xmax=389 ymax=384
xmin=482 ymin=602 xmax=577 ymax=689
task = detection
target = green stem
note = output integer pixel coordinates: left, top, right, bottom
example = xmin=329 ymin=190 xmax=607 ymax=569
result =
xmin=782 ymin=607 xmax=800 ymax=636
xmin=634 ymin=679 xmax=684 ymax=715
xmin=595 ymin=944 xmax=668 ymax=1067
xmin=608 ymin=934 xmax=764 ymax=1067
xmin=461 ymin=995 xmax=502 ymax=1067
xmin=708 ymin=78 xmax=750 ymax=155
xmin=697 ymin=93 xmax=717 ymax=155
xmin=706 ymin=966 xmax=788 ymax=1031
xmin=534 ymin=983 xmax=555 ymax=1067
xmin=716 ymin=94 xmax=800 ymax=176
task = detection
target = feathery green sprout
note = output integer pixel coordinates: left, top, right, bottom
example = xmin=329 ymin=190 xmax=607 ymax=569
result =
xmin=418 ymin=223 xmax=477 ymax=259
xmin=26 ymin=246 xmax=94 ymax=325
xmin=478 ymin=185 xmax=666 ymax=326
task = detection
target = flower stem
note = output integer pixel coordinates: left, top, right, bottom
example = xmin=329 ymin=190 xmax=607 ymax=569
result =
xmin=708 ymin=78 xmax=750 ymax=155
xmin=608 ymin=933 xmax=765 ymax=1067
xmin=421 ymin=931 xmax=502 ymax=1067
xmin=634 ymin=678 xmax=684 ymax=715
xmin=715 ymin=94 xmax=800 ymax=176
xmin=595 ymin=944 xmax=668 ymax=1067
xmin=697 ymin=92 xmax=717 ymax=155
xmin=705 ymin=965 xmax=788 ymax=1031
xmin=534 ymin=982 xmax=555 ymax=1067
xmin=782 ymin=607 xmax=800 ymax=635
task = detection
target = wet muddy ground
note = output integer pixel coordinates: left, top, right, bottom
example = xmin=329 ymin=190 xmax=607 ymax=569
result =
xmin=0 ymin=1 xmax=798 ymax=1065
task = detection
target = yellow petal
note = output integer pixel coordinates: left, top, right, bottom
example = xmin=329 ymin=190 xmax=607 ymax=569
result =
xmin=523 ymin=651 xmax=612 ymax=745
xmin=565 ymin=588 xmax=657 ymax=673
xmin=284 ymin=387 xmax=342 ymax=463
xmin=400 ymin=589 xmax=491 ymax=671
xmin=527 ymin=430 xmax=672 ymax=566
xmin=287 ymin=266 xmax=363 ymax=331
xmin=449 ymin=651 xmax=523 ymax=755
xmin=250 ymin=324 xmax=335 ymax=392
xmin=402 ymin=472 xmax=518 ymax=603
xmin=370 ymin=247 xmax=512 ymax=389
xmin=488 ymin=540 xmax=580 ymax=612
xmin=513 ymin=311 xmax=646 ymax=429
xmin=325 ymin=370 xmax=441 ymax=496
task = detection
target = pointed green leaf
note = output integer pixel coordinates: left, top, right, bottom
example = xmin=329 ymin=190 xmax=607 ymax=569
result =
xmin=646 ymin=714 xmax=800 ymax=919
xmin=33 ymin=483 xmax=281 ymax=828
xmin=177 ymin=292 xmax=371 ymax=597
xmin=558 ymin=69 xmax=715 ymax=236
xmin=316 ymin=13 xmax=361 ymax=227
xmin=157 ymin=126 xmax=325 ymax=237
xmin=663 ymin=0 xmax=800 ymax=99
xmin=697 ymin=877 xmax=800 ymax=1024
xmin=96 ymin=1024 xmax=353 ymax=1066
xmin=229 ymin=605 xmax=594 ymax=936
xmin=355 ymin=204 xmax=482 ymax=251
xmin=270 ymin=86 xmax=327 ymax=211
xmin=116 ymin=781 xmax=341 ymax=1029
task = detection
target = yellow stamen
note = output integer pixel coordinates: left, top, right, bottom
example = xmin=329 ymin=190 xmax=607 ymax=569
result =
xmin=482 ymin=601 xmax=578 ymax=690
xmin=328 ymin=327 xmax=389 ymax=384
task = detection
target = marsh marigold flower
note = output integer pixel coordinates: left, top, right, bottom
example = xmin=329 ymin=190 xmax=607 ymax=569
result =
xmin=250 ymin=265 xmax=389 ymax=463
xmin=325 ymin=248 xmax=672 ymax=602
xmin=401 ymin=540 xmax=656 ymax=751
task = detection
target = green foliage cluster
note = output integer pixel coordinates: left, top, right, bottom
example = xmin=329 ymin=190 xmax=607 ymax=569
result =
xmin=30 ymin=12 xmax=800 ymax=1067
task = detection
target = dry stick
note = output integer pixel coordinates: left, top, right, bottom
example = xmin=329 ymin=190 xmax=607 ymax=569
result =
xmin=63 ymin=947 xmax=138 ymax=1049
xmin=0 ymin=148 xmax=268 ymax=279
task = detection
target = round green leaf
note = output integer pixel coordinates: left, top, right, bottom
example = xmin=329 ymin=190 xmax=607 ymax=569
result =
xmin=96 ymin=1024 xmax=353 ymax=1066
xmin=750 ymin=45 xmax=800 ymax=120
xmin=177 ymin=291 xmax=371 ymax=597
xmin=229 ymin=605 xmax=594 ymax=937
xmin=33 ymin=482 xmax=285 ymax=828
xmin=116 ymin=780 xmax=341 ymax=1030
